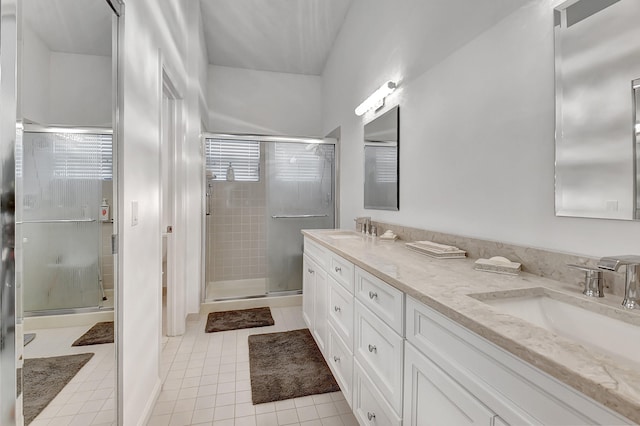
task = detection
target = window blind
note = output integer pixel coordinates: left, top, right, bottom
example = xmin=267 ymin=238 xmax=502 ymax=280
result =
xmin=205 ymin=139 xmax=260 ymax=182
xmin=17 ymin=132 xmax=113 ymax=180
xmin=367 ymin=145 xmax=397 ymax=183
xmin=274 ymin=143 xmax=332 ymax=182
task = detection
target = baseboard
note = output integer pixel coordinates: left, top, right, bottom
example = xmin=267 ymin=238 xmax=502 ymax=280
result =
xmin=200 ymin=294 xmax=302 ymax=314
xmin=137 ymin=377 xmax=161 ymax=426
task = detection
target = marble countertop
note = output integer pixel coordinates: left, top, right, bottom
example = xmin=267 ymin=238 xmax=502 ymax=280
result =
xmin=302 ymin=229 xmax=640 ymax=424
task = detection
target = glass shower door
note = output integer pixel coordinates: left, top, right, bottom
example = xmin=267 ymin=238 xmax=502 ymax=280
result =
xmin=19 ymin=131 xmax=106 ymax=313
xmin=265 ymin=142 xmax=335 ymax=293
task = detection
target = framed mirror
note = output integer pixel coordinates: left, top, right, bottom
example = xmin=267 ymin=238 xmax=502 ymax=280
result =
xmin=364 ymin=105 xmax=400 ymax=211
xmin=10 ymin=0 xmax=122 ymax=424
xmin=554 ymin=0 xmax=640 ymax=220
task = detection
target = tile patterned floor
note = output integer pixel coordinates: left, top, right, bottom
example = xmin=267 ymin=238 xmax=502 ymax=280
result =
xmin=24 ymin=325 xmax=116 ymax=426
xmin=148 ymin=306 xmax=358 ymax=426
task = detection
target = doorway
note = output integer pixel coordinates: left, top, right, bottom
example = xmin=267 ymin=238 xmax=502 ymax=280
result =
xmin=160 ymin=69 xmax=184 ymax=337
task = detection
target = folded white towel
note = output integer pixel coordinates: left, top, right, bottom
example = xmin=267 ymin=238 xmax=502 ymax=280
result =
xmin=414 ymin=240 xmax=459 ymax=252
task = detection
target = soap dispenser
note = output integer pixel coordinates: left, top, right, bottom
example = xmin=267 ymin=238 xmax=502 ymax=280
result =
xmin=100 ymin=198 xmax=110 ymax=222
xmin=226 ymin=162 xmax=235 ymax=181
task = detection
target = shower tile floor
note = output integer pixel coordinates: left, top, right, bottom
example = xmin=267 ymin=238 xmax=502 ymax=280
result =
xmin=24 ymin=325 xmax=116 ymax=426
xmin=148 ymin=306 xmax=358 ymax=426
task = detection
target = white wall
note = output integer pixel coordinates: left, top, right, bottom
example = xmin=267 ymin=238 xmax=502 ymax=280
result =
xmin=20 ymin=24 xmax=111 ymax=126
xmin=48 ymin=52 xmax=112 ymax=126
xmin=20 ymin=23 xmax=49 ymax=124
xmin=119 ymin=0 xmax=205 ymax=423
xmin=208 ymin=65 xmax=322 ymax=137
xmin=323 ymin=0 xmax=640 ymax=257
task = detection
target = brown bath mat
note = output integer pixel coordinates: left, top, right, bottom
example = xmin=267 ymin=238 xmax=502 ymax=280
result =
xmin=72 ymin=321 xmax=114 ymax=346
xmin=248 ymin=328 xmax=340 ymax=404
xmin=205 ymin=307 xmax=274 ymax=333
xmin=23 ymin=353 xmax=94 ymax=424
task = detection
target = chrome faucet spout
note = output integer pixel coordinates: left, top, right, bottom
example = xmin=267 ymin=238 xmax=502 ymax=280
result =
xmin=597 ymin=255 xmax=640 ymax=309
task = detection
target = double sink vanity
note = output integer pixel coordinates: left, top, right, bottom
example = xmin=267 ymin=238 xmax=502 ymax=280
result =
xmin=302 ymin=229 xmax=640 ymax=425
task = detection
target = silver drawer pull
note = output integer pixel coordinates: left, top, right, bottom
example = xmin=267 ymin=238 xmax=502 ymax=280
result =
xmin=308 ymin=268 xmax=314 ymax=274
xmin=367 ymin=412 xmax=376 ymax=421
xmin=333 ymin=355 xmax=340 ymax=363
xmin=368 ymin=344 xmax=377 ymax=353
xmin=335 ymin=266 xmax=342 ymax=273
xmin=334 ymin=305 xmax=341 ymax=312
xmin=368 ymin=291 xmax=378 ymax=299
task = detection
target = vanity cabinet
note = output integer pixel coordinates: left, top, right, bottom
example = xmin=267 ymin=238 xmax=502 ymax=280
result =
xmin=303 ymin=237 xmax=355 ymax=404
xmin=405 ymin=296 xmax=632 ymax=426
xmin=304 ymin=234 xmax=633 ymax=426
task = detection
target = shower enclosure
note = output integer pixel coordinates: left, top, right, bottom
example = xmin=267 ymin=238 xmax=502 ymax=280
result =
xmin=16 ymin=126 xmax=113 ymax=314
xmin=204 ymin=135 xmax=336 ymax=301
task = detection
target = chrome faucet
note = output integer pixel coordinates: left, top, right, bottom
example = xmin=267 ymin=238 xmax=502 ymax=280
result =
xmin=567 ymin=264 xmax=604 ymax=298
xmin=597 ymin=255 xmax=640 ymax=309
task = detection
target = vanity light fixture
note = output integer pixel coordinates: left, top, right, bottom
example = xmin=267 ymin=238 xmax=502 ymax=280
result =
xmin=355 ymin=81 xmax=397 ymax=116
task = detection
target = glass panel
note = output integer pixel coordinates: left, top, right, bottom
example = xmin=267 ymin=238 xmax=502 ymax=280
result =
xmin=19 ymin=131 xmax=106 ymax=312
xmin=205 ymin=141 xmax=267 ymax=300
xmin=265 ymin=142 xmax=335 ymax=293
xmin=364 ymin=144 xmax=398 ymax=210
xmin=204 ymin=139 xmax=335 ymax=300
xmin=205 ymin=139 xmax=260 ymax=182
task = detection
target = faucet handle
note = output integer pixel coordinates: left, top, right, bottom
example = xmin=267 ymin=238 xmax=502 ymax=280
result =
xmin=567 ymin=264 xmax=604 ymax=298
xmin=597 ymin=255 xmax=640 ymax=271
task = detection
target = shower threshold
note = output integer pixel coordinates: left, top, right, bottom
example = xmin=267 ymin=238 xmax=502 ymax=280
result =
xmin=205 ymin=289 xmax=302 ymax=303
xmin=25 ymin=305 xmax=114 ymax=317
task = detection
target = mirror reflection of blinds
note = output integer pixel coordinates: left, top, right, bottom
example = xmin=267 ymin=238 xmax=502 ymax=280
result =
xmin=274 ymin=143 xmax=329 ymax=182
xmin=205 ymin=139 xmax=260 ymax=182
xmin=373 ymin=146 xmax=397 ymax=183
xmin=17 ymin=132 xmax=112 ymax=180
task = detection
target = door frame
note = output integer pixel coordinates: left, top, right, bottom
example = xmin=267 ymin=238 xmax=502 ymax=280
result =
xmin=159 ymin=56 xmax=185 ymax=338
xmin=200 ymin=133 xmax=338 ymax=302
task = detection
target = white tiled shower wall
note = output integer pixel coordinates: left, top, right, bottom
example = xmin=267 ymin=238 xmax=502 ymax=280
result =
xmin=206 ymin=155 xmax=267 ymax=283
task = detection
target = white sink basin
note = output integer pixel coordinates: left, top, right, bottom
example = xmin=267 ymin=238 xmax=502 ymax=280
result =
xmin=325 ymin=231 xmax=362 ymax=240
xmin=472 ymin=288 xmax=640 ymax=366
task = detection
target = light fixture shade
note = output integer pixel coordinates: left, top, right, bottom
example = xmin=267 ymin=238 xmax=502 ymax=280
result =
xmin=355 ymin=81 xmax=397 ymax=116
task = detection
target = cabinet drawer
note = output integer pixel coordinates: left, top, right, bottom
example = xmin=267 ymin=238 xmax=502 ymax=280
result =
xmin=328 ymin=276 xmax=354 ymax=350
xmin=329 ymin=253 xmax=354 ymax=293
xmin=327 ymin=324 xmax=353 ymax=407
xmin=304 ymin=237 xmax=329 ymax=269
xmin=355 ymin=266 xmax=404 ymax=335
xmin=354 ymin=300 xmax=404 ymax=415
xmin=353 ymin=360 xmax=402 ymax=426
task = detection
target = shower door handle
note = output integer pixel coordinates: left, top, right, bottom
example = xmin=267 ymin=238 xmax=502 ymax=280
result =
xmin=271 ymin=214 xmax=329 ymax=219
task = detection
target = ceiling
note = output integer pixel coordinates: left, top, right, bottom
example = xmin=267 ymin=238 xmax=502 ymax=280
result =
xmin=199 ymin=0 xmax=353 ymax=76
xmin=22 ymin=0 xmax=113 ymax=57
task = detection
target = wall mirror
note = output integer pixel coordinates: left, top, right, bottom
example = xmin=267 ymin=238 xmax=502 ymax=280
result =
xmin=8 ymin=0 xmax=122 ymax=424
xmin=364 ymin=105 xmax=399 ymax=211
xmin=554 ymin=0 xmax=640 ymax=220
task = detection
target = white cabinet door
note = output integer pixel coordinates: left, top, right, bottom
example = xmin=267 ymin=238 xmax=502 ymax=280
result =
xmin=302 ymin=254 xmax=316 ymax=330
xmin=327 ymin=323 xmax=353 ymax=407
xmin=312 ymin=265 xmax=329 ymax=355
xmin=328 ymin=276 xmax=354 ymax=351
xmin=354 ymin=300 xmax=404 ymax=415
xmin=404 ymin=342 xmax=496 ymax=426
xmin=353 ymin=360 xmax=402 ymax=426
